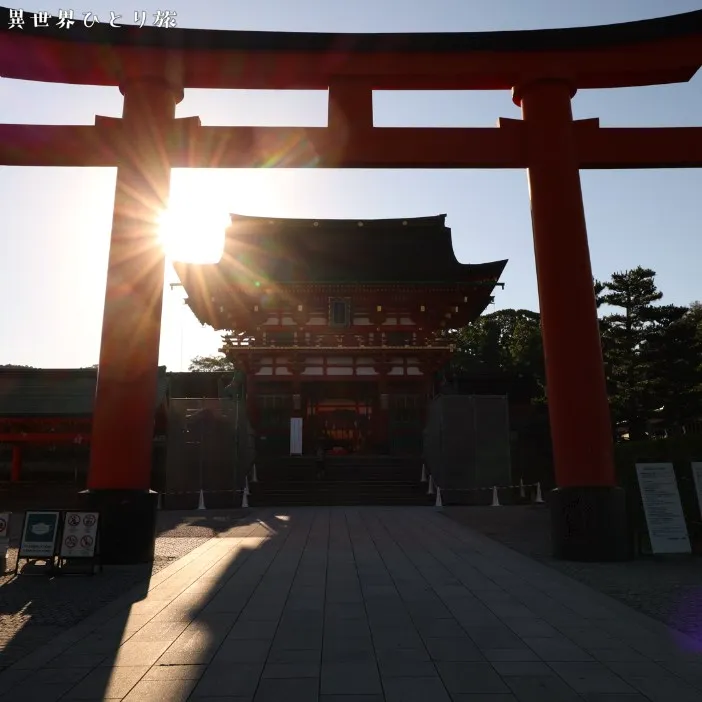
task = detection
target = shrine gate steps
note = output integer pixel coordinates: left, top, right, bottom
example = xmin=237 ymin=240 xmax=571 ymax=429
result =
xmin=248 ymin=455 xmax=433 ymax=507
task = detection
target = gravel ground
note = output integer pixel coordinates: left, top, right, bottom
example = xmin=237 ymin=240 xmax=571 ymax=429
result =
xmin=442 ymin=505 xmax=702 ymax=643
xmin=0 ymin=509 xmax=249 ymax=670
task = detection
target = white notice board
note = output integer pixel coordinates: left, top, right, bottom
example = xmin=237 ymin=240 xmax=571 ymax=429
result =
xmin=290 ymin=418 xmax=303 ymax=455
xmin=60 ymin=512 xmax=99 ymax=559
xmin=635 ymin=463 xmax=690 ymax=554
xmin=691 ymin=463 xmax=702 ymax=517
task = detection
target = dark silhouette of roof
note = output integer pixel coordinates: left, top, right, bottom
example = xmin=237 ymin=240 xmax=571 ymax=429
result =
xmin=175 ymin=214 xmax=507 ymax=286
xmin=0 ymin=367 xmax=169 ymax=417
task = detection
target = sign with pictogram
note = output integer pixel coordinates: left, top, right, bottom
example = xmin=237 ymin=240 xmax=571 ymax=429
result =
xmin=60 ymin=512 xmax=99 ymax=559
xmin=18 ymin=511 xmax=60 ymax=558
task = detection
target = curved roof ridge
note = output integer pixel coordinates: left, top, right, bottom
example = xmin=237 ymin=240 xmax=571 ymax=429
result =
xmin=228 ymin=214 xmax=447 ymax=228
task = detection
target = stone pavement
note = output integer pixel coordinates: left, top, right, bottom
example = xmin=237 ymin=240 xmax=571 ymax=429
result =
xmin=0 ymin=507 xmax=701 ymax=701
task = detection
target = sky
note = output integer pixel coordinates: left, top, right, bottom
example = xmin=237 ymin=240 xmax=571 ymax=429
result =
xmin=1 ymin=0 xmax=701 ymax=371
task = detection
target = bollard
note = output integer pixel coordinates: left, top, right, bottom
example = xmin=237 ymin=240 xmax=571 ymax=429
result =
xmin=435 ymin=487 xmax=443 ymax=508
xmin=197 ymin=489 xmax=206 ymax=510
xmin=534 ymin=482 xmax=544 ymax=504
xmin=420 ymin=464 xmax=428 ymax=483
xmin=491 ymin=486 xmax=501 ymax=507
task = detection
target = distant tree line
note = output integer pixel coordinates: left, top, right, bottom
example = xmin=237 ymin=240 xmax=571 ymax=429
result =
xmin=447 ymin=267 xmax=702 ymax=440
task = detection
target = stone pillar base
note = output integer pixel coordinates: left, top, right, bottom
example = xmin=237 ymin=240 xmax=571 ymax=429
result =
xmin=78 ymin=489 xmax=158 ymax=564
xmin=550 ymin=486 xmax=631 ymax=562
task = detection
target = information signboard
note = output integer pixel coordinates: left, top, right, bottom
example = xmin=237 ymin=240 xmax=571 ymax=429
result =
xmin=18 ymin=511 xmax=60 ymax=559
xmin=691 ymin=463 xmax=702 ymax=517
xmin=635 ymin=463 xmax=691 ymax=555
xmin=60 ymin=512 xmax=99 ymax=559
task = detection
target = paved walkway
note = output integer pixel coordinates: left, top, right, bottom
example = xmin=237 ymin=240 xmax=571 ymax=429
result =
xmin=0 ymin=507 xmax=701 ymax=701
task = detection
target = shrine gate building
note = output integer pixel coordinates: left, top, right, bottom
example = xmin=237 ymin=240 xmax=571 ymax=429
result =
xmin=176 ymin=214 xmax=506 ymax=458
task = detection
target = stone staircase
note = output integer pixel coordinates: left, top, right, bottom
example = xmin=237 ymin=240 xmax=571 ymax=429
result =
xmin=248 ymin=454 xmax=433 ymax=507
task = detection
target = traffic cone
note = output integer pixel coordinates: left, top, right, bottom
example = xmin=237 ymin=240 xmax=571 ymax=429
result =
xmin=519 ymin=478 xmax=525 ymax=500
xmin=420 ymin=464 xmax=427 ymax=483
xmin=197 ymin=489 xmax=206 ymax=510
xmin=251 ymin=463 xmax=258 ymax=483
xmin=435 ymin=487 xmax=443 ymax=508
xmin=244 ymin=476 xmax=250 ymax=495
xmin=427 ymin=475 xmax=435 ymax=495
xmin=242 ymin=489 xmax=249 ymax=508
xmin=491 ymin=486 xmax=500 ymax=507
xmin=534 ymin=482 xmax=544 ymax=504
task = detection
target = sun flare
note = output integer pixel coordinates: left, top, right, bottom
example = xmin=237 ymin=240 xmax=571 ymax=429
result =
xmin=158 ymin=200 xmax=229 ymax=264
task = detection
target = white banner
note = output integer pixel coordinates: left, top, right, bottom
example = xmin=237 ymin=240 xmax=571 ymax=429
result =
xmin=60 ymin=512 xmax=99 ymax=559
xmin=290 ymin=417 xmax=303 ymax=455
xmin=691 ymin=462 xmax=702 ymax=517
xmin=636 ymin=463 xmax=690 ymax=555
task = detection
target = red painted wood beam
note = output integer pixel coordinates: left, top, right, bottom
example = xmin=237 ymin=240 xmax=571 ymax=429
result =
xmin=576 ymin=125 xmax=702 ymax=169
xmin=0 ymin=433 xmax=91 ymax=443
xmin=1 ymin=121 xmax=701 ymax=169
xmin=0 ymin=124 xmax=118 ymax=167
xmin=0 ymin=417 xmax=91 ymax=424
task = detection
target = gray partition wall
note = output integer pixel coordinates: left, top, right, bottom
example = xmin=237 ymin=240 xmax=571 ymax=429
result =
xmin=165 ymin=397 xmax=254 ymax=509
xmin=423 ymin=394 xmax=511 ymax=503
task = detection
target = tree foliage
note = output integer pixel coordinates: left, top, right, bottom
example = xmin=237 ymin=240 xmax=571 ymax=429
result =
xmin=448 ymin=309 xmax=545 ymax=401
xmin=595 ymin=267 xmax=702 ymax=438
xmin=188 ymin=354 xmax=237 ymax=372
xmin=448 ymin=268 xmax=702 ymax=437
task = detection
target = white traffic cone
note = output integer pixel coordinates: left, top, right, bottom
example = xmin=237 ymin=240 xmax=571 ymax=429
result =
xmin=244 ymin=476 xmax=250 ymax=495
xmin=251 ymin=463 xmax=258 ymax=483
xmin=534 ymin=482 xmax=544 ymax=504
xmin=197 ymin=489 xmax=206 ymax=510
xmin=420 ymin=464 xmax=428 ymax=483
xmin=427 ymin=475 xmax=435 ymax=495
xmin=519 ymin=478 xmax=525 ymax=500
xmin=241 ymin=489 xmax=249 ymax=508
xmin=435 ymin=486 xmax=443 ymax=508
xmin=491 ymin=486 xmax=501 ymax=507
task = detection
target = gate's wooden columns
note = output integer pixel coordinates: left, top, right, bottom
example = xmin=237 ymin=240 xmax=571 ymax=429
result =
xmin=88 ymin=76 xmax=183 ymax=491
xmin=513 ymin=78 xmax=616 ymax=490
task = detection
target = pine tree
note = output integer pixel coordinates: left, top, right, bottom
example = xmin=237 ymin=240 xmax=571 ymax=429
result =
xmin=595 ymin=267 xmax=663 ymax=440
xmin=645 ymin=304 xmax=702 ymax=432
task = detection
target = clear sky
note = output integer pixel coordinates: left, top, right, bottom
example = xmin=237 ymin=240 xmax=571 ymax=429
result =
xmin=1 ymin=0 xmax=700 ymax=371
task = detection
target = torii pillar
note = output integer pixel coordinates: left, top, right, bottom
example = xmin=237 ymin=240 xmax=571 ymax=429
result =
xmin=514 ymin=79 xmax=629 ymax=561
xmin=79 ymin=74 xmax=183 ymax=564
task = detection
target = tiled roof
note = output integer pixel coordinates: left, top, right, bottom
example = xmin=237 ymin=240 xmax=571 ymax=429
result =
xmin=0 ymin=367 xmax=169 ymax=417
xmin=175 ymin=214 xmax=507 ymax=287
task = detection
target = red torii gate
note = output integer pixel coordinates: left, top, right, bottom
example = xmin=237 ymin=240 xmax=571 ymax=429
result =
xmin=2 ymin=9 xmax=701 ymax=563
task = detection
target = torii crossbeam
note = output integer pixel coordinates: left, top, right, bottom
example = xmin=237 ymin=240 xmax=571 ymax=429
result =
xmin=2 ymin=8 xmax=701 ymax=563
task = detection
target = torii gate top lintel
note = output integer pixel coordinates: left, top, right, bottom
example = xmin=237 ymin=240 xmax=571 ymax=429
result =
xmin=1 ymin=7 xmax=701 ymax=90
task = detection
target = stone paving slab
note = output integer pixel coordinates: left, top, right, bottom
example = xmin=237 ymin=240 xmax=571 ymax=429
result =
xmin=0 ymin=506 xmax=701 ymax=701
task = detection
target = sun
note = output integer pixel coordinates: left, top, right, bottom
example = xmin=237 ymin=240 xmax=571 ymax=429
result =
xmin=158 ymin=199 xmax=229 ymax=264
